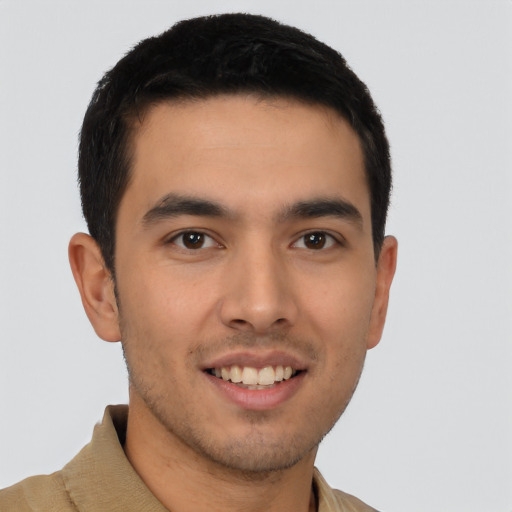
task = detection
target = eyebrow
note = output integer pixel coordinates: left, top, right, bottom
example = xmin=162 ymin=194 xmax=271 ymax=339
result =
xmin=277 ymin=198 xmax=363 ymax=226
xmin=141 ymin=193 xmax=230 ymax=226
xmin=141 ymin=193 xmax=363 ymax=228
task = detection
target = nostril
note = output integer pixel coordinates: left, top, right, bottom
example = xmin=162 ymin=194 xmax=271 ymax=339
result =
xmin=228 ymin=317 xmax=289 ymax=332
xmin=231 ymin=319 xmax=248 ymax=326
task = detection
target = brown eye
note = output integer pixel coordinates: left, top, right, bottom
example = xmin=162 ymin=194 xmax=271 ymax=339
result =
xmin=172 ymin=231 xmax=217 ymax=250
xmin=304 ymin=232 xmax=326 ymax=249
xmin=293 ymin=231 xmax=337 ymax=250
xmin=182 ymin=232 xmax=204 ymax=249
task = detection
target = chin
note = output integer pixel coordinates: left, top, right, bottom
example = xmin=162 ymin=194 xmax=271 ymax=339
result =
xmin=185 ymin=429 xmax=320 ymax=475
xmin=160 ymin=405 xmax=338 ymax=477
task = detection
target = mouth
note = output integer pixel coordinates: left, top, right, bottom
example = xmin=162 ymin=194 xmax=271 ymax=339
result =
xmin=205 ymin=365 xmax=302 ymax=390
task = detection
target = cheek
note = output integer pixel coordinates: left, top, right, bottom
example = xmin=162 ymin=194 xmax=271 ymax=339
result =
xmin=298 ymin=269 xmax=376 ymax=338
xmin=297 ymin=270 xmax=375 ymax=390
xmin=122 ymin=261 xmax=202 ymax=316
xmin=116 ymin=265 xmax=219 ymax=358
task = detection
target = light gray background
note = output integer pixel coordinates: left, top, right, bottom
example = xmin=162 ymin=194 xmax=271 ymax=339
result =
xmin=1 ymin=1 xmax=511 ymax=511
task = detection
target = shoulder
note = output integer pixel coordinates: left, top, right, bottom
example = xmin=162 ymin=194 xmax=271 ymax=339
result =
xmin=330 ymin=488 xmax=380 ymax=512
xmin=0 ymin=471 xmax=77 ymax=512
xmin=314 ymin=468 xmax=379 ymax=512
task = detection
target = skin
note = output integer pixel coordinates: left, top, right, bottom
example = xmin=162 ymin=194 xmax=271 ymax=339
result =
xmin=69 ymin=95 xmax=397 ymax=512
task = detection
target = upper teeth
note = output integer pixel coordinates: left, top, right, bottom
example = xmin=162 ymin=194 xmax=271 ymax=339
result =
xmin=213 ymin=365 xmax=294 ymax=386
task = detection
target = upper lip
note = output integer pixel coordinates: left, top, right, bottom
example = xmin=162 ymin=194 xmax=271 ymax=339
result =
xmin=201 ymin=350 xmax=308 ymax=371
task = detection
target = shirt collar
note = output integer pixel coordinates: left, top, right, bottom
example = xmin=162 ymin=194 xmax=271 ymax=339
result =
xmin=62 ymin=405 xmax=167 ymax=511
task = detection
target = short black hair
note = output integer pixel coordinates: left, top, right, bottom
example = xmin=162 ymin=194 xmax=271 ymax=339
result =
xmin=79 ymin=13 xmax=391 ymax=272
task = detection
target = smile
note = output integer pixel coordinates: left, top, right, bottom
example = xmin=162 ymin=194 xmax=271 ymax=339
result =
xmin=207 ymin=365 xmax=299 ymax=389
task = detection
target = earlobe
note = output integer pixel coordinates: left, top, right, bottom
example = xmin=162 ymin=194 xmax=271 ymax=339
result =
xmin=367 ymin=235 xmax=398 ymax=349
xmin=68 ymin=233 xmax=121 ymax=342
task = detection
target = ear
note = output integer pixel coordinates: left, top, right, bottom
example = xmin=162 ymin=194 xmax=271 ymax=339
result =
xmin=68 ymin=233 xmax=121 ymax=342
xmin=367 ymin=235 xmax=398 ymax=349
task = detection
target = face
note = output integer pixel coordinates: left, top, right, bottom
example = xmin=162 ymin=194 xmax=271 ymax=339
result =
xmin=111 ymin=95 xmax=395 ymax=473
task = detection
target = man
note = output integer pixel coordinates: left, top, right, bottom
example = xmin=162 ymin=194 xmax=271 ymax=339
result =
xmin=0 ymin=13 xmax=396 ymax=512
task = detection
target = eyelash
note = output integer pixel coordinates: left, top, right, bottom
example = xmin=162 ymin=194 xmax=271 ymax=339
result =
xmin=167 ymin=231 xmax=221 ymax=250
xmin=292 ymin=231 xmax=341 ymax=250
xmin=166 ymin=230 xmax=343 ymax=252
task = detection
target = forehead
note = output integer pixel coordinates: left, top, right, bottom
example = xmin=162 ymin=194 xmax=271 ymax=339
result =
xmin=120 ymin=94 xmax=370 ymax=224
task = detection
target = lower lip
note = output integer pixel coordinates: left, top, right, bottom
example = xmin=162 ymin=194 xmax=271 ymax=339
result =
xmin=204 ymin=371 xmax=306 ymax=411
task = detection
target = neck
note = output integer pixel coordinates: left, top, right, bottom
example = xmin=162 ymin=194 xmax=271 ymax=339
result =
xmin=124 ymin=394 xmax=318 ymax=512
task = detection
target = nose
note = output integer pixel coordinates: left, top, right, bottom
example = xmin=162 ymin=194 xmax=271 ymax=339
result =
xmin=218 ymin=246 xmax=299 ymax=334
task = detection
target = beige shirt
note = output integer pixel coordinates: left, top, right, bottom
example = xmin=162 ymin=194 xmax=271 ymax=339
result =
xmin=0 ymin=405 xmax=378 ymax=512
